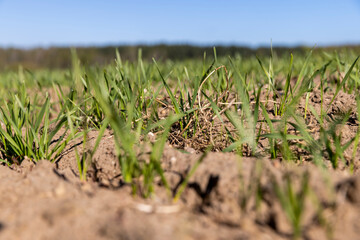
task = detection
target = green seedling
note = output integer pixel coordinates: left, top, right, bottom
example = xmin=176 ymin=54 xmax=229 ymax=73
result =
xmin=351 ymin=96 xmax=360 ymax=172
xmin=142 ymin=114 xmax=183 ymax=198
xmin=274 ymin=171 xmax=310 ymax=239
xmin=327 ymin=56 xmax=359 ymax=109
xmin=0 ymin=93 xmax=75 ymax=163
xmin=320 ymin=114 xmax=354 ymax=169
xmin=87 ymin=65 xmax=183 ymax=196
xmin=173 ymin=147 xmax=211 ymax=203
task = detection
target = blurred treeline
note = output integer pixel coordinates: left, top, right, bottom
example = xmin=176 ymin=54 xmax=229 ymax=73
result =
xmin=0 ymin=44 xmax=359 ymax=70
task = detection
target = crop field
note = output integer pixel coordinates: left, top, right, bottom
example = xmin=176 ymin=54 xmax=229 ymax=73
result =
xmin=0 ymin=47 xmax=360 ymax=239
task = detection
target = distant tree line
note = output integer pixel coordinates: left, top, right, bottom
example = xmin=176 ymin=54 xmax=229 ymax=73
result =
xmin=0 ymin=44 xmax=359 ymax=70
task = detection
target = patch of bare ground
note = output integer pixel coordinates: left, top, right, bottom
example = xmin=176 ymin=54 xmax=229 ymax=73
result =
xmin=1 ymin=140 xmax=360 ymax=239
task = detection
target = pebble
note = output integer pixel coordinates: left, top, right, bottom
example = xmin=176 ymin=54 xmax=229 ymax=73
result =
xmin=170 ymin=157 xmax=177 ymax=165
xmin=54 ymin=183 xmax=66 ymax=197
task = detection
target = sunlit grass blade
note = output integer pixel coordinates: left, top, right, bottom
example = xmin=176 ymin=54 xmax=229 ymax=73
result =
xmin=328 ymin=56 xmax=359 ymax=107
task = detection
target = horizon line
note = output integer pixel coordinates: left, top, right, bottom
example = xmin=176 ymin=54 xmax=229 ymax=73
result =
xmin=1 ymin=40 xmax=360 ymax=50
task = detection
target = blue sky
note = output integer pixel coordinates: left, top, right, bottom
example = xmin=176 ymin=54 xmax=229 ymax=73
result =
xmin=0 ymin=0 xmax=360 ymax=48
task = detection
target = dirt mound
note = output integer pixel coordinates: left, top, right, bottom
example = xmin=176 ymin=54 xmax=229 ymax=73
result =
xmin=1 ymin=143 xmax=360 ymax=239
